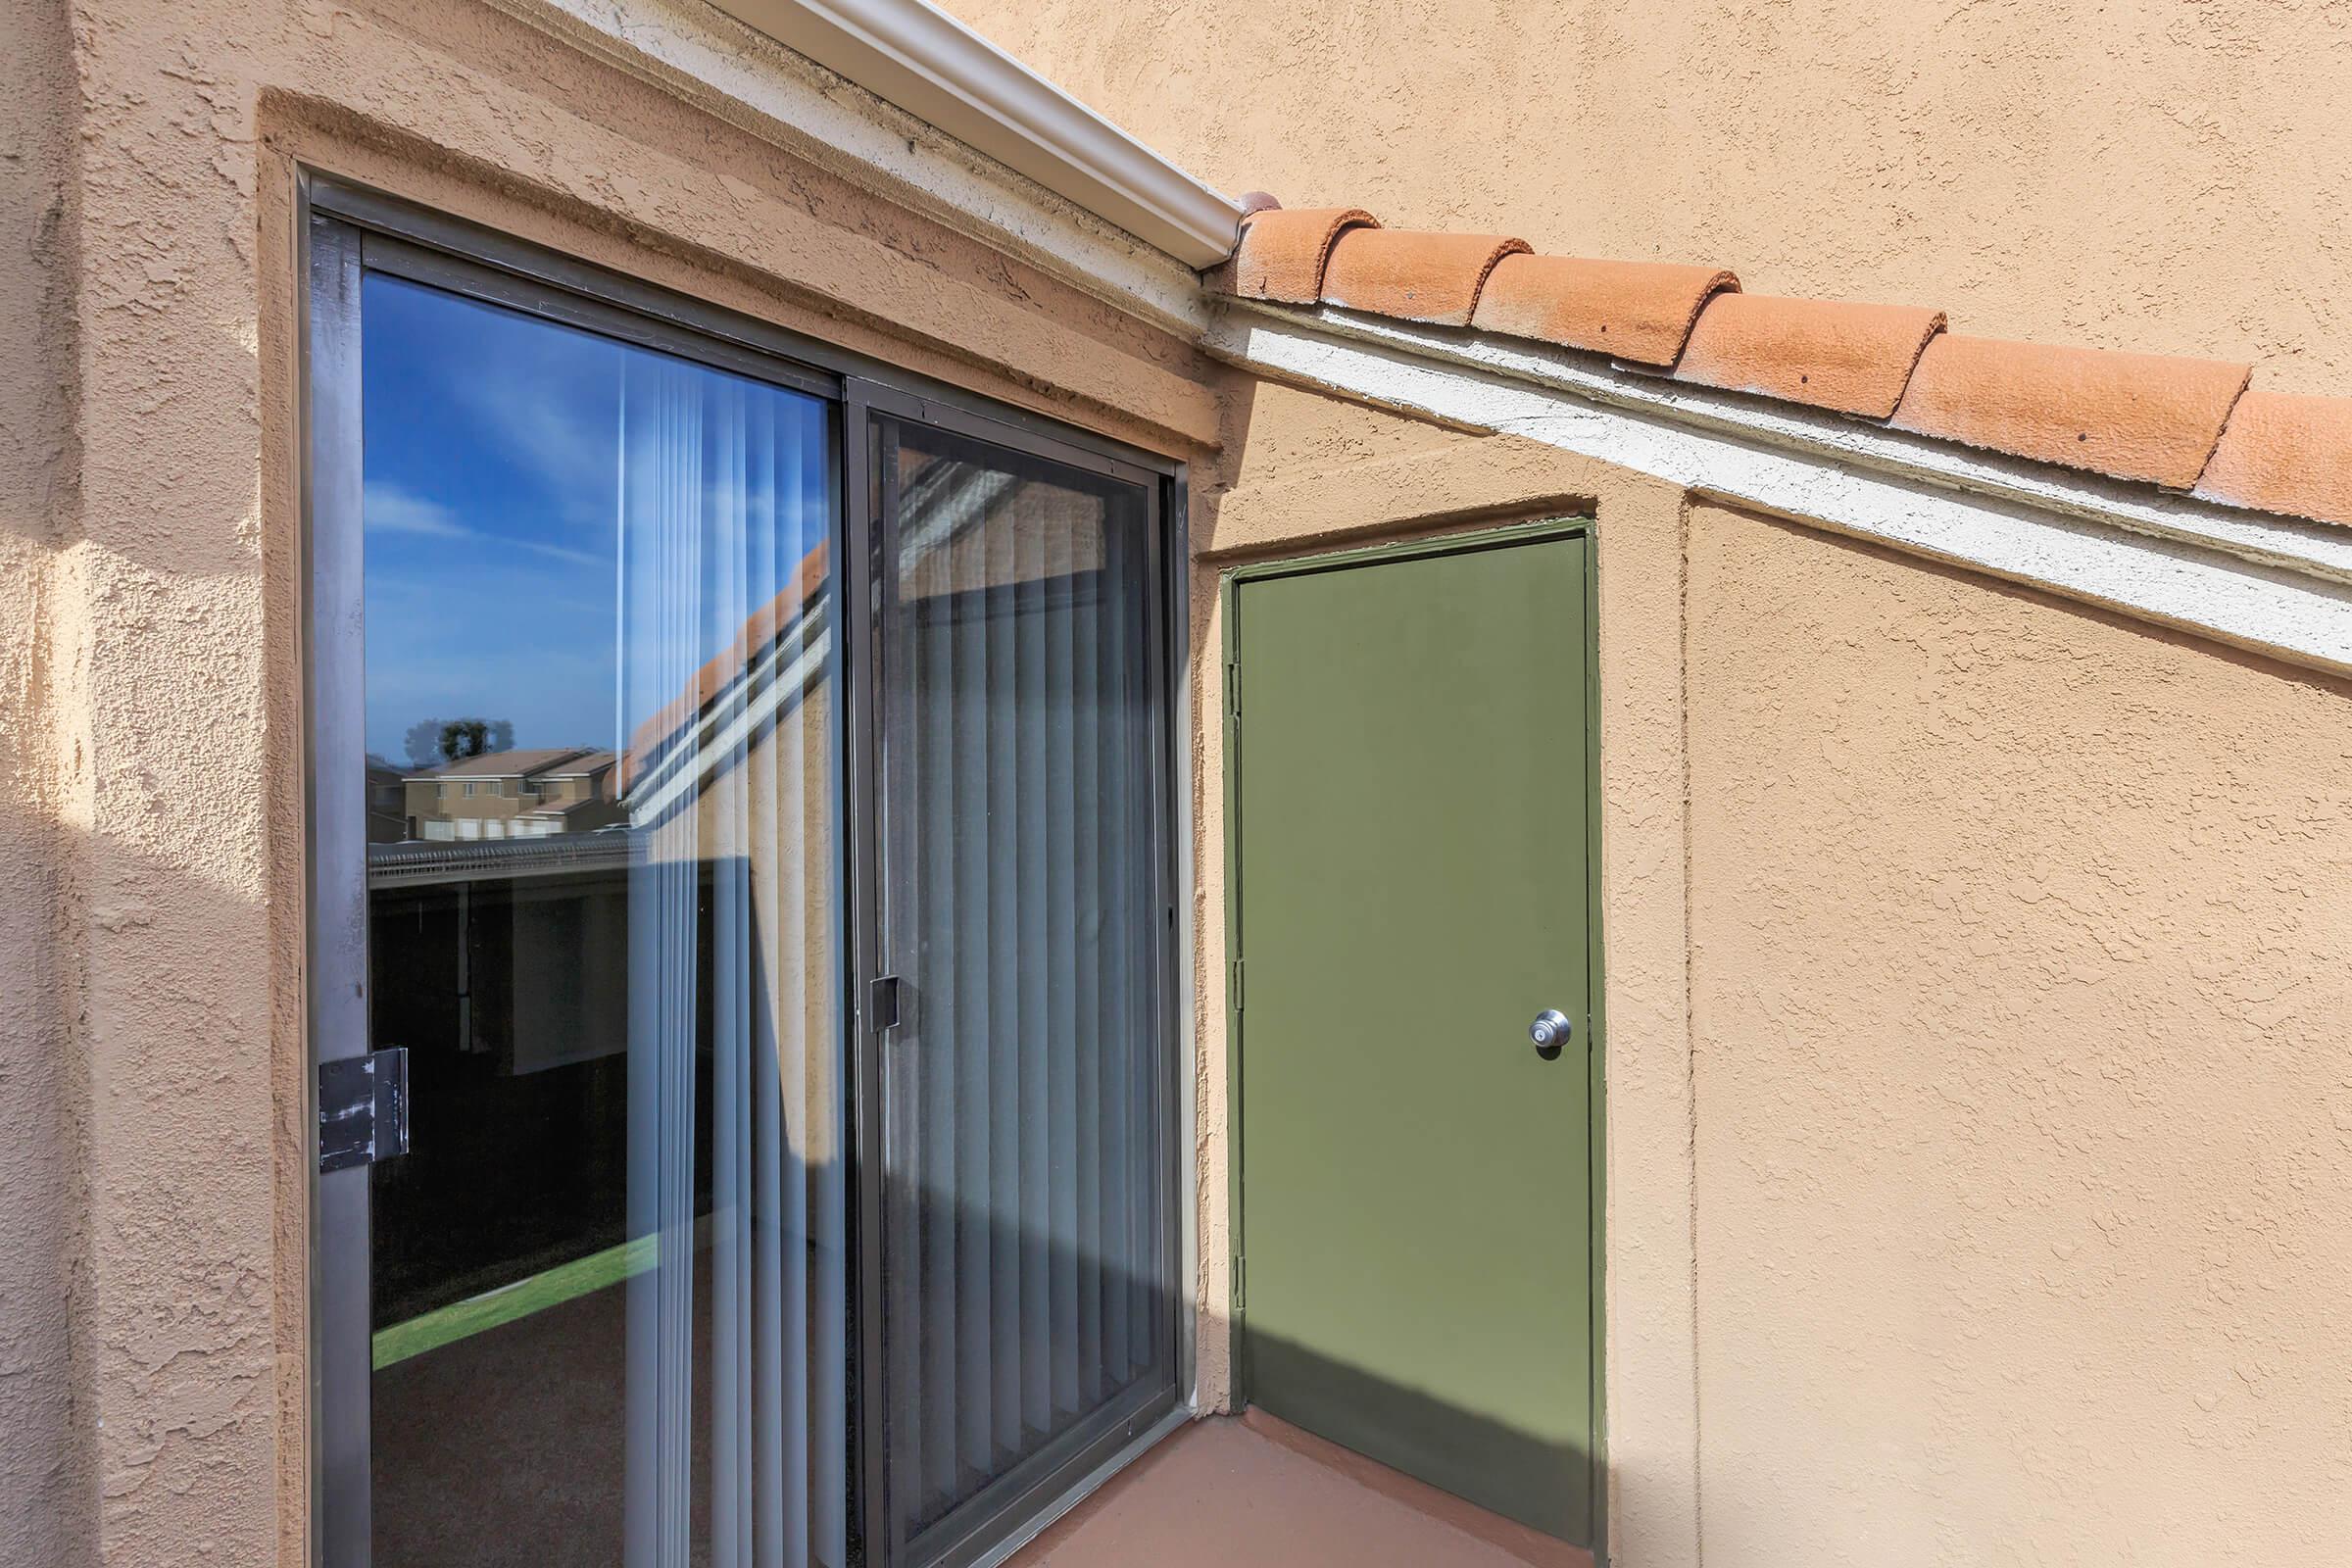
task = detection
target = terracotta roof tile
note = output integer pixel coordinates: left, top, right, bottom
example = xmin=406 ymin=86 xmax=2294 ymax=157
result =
xmin=2192 ymin=390 xmax=2352 ymax=527
xmin=1320 ymin=229 xmax=1531 ymax=327
xmin=1471 ymin=255 xmax=1739 ymax=367
xmin=1207 ymin=203 xmax=2352 ymax=530
xmin=1232 ymin=207 xmax=1380 ymax=304
xmin=1891 ymin=335 xmax=2249 ymax=488
xmin=1672 ymin=293 xmax=1944 ymax=418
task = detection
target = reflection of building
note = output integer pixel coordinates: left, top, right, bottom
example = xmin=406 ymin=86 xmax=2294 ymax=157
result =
xmin=362 ymin=564 xmax=839 ymax=1344
xmin=400 ymin=748 xmax=622 ymax=842
xmin=367 ymin=761 xmax=409 ymax=842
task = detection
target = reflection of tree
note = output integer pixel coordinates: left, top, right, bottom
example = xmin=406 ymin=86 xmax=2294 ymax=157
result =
xmin=404 ymin=716 xmax=514 ymax=767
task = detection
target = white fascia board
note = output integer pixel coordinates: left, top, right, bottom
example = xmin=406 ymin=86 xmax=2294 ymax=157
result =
xmin=707 ymin=0 xmax=1244 ymax=268
xmin=1207 ymin=302 xmax=2352 ymax=678
xmin=486 ymin=0 xmax=1219 ymax=335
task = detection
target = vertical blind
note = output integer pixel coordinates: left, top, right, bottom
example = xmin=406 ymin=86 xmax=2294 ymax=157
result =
xmin=879 ymin=427 xmax=1168 ymax=1552
xmin=618 ymin=353 xmax=847 ymax=1568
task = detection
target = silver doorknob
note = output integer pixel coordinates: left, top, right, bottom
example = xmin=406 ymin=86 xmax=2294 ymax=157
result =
xmin=1530 ymin=1008 xmax=1574 ymax=1059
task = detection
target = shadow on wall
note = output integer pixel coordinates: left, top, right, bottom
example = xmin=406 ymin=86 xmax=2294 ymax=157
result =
xmin=1193 ymin=375 xmax=1600 ymax=565
xmin=3 ymin=0 xmax=94 ymax=1553
xmin=1235 ymin=1327 xmax=1598 ymax=1551
xmin=0 ymin=799 xmax=91 ymax=1568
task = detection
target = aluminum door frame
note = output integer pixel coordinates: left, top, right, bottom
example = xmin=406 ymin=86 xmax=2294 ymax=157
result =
xmin=298 ymin=172 xmax=1193 ymax=1568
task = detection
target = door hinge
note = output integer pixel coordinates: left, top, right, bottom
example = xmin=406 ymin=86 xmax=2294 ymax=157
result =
xmin=318 ymin=1048 xmax=410 ymax=1173
xmin=1224 ymin=660 xmax=1240 ymax=720
xmin=1229 ymin=956 xmax=1244 ymax=1012
xmin=1232 ymin=1254 xmax=1246 ymax=1312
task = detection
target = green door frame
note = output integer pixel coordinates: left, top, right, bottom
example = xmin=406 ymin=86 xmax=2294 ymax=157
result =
xmin=1217 ymin=515 xmax=1608 ymax=1561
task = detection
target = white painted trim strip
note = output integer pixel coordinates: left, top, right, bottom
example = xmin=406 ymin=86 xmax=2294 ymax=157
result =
xmin=708 ymin=0 xmax=1244 ymax=267
xmin=485 ymin=0 xmax=1216 ymax=335
xmin=1206 ymin=305 xmax=2352 ymax=677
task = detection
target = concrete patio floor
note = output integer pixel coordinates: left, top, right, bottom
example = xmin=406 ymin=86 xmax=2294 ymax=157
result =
xmin=1008 ymin=1408 xmax=1594 ymax=1568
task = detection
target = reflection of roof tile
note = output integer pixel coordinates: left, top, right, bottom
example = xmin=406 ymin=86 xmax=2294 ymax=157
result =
xmin=619 ymin=541 xmax=830 ymax=791
xmin=1215 ymin=200 xmax=2352 ymax=530
xmin=410 ymin=747 xmax=612 ymax=780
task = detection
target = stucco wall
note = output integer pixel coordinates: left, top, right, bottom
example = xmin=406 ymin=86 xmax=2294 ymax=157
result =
xmin=937 ymin=0 xmax=2351 ymax=396
xmin=9 ymin=2 xmax=1213 ymax=1561
xmin=1 ymin=3 xmax=93 ymax=1564
xmin=1686 ymin=502 xmax=2352 ymax=1564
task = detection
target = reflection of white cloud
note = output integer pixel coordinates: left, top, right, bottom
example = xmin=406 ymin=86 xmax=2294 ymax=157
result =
xmin=365 ymin=480 xmax=608 ymax=567
xmin=452 ymin=360 xmax=619 ymax=537
xmin=365 ymin=484 xmax=467 ymax=539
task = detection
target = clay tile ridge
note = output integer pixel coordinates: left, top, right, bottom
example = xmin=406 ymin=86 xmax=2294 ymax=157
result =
xmin=1231 ymin=207 xmax=1381 ymax=305
xmin=1320 ymin=228 xmax=1532 ymax=328
xmin=1209 ymin=210 xmax=2352 ymax=530
xmin=1672 ymin=293 xmax=1946 ymax=419
xmin=1472 ymin=255 xmax=1740 ymax=368
xmin=1892 ymin=335 xmax=2251 ymax=490
xmin=2192 ymin=389 xmax=2352 ymax=528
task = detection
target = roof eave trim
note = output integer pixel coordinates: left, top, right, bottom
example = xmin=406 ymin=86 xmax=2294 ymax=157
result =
xmin=1207 ymin=298 xmax=2352 ymax=679
xmin=708 ymin=0 xmax=1246 ymax=267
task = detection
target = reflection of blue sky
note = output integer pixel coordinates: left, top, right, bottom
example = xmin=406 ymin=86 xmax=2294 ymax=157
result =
xmin=362 ymin=274 xmax=833 ymax=764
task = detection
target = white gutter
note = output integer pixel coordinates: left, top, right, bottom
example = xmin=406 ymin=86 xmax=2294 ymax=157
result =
xmin=707 ymin=0 xmax=1246 ymax=267
xmin=488 ymin=0 xmax=1220 ymax=333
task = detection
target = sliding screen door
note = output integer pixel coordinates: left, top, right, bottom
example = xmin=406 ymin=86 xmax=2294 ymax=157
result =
xmin=873 ymin=419 xmax=1176 ymax=1566
xmin=349 ymin=266 xmax=847 ymax=1567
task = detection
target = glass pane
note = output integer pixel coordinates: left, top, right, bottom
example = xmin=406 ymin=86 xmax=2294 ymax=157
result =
xmin=878 ymin=425 xmax=1168 ymax=1554
xmin=360 ymin=272 xmax=847 ymax=1567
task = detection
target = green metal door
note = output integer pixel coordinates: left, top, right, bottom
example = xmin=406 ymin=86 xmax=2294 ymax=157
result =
xmin=1228 ymin=524 xmax=1596 ymax=1546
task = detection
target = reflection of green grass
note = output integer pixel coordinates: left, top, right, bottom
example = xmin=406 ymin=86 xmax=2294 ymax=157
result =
xmin=372 ymin=1234 xmax=658 ymax=1370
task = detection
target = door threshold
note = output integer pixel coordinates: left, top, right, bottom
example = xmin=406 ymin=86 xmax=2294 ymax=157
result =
xmin=964 ymin=1405 xmax=1196 ymax=1568
xmin=1236 ymin=1408 xmax=1592 ymax=1568
xmin=998 ymin=1405 xmax=1594 ymax=1568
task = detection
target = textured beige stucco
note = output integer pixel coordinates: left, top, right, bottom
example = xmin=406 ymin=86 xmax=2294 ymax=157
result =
xmin=1 ymin=3 xmax=94 ymax=1566
xmin=1687 ymin=504 xmax=2352 ymax=1563
xmin=938 ymin=0 xmax=2352 ymax=396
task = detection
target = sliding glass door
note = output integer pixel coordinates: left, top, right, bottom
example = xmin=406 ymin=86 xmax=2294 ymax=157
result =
xmin=349 ymin=263 xmax=847 ymax=1568
xmin=306 ymin=190 xmax=1178 ymax=1568
xmin=871 ymin=419 xmax=1175 ymax=1566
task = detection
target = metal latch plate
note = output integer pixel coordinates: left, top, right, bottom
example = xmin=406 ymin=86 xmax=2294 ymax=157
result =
xmin=318 ymin=1048 xmax=410 ymax=1173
